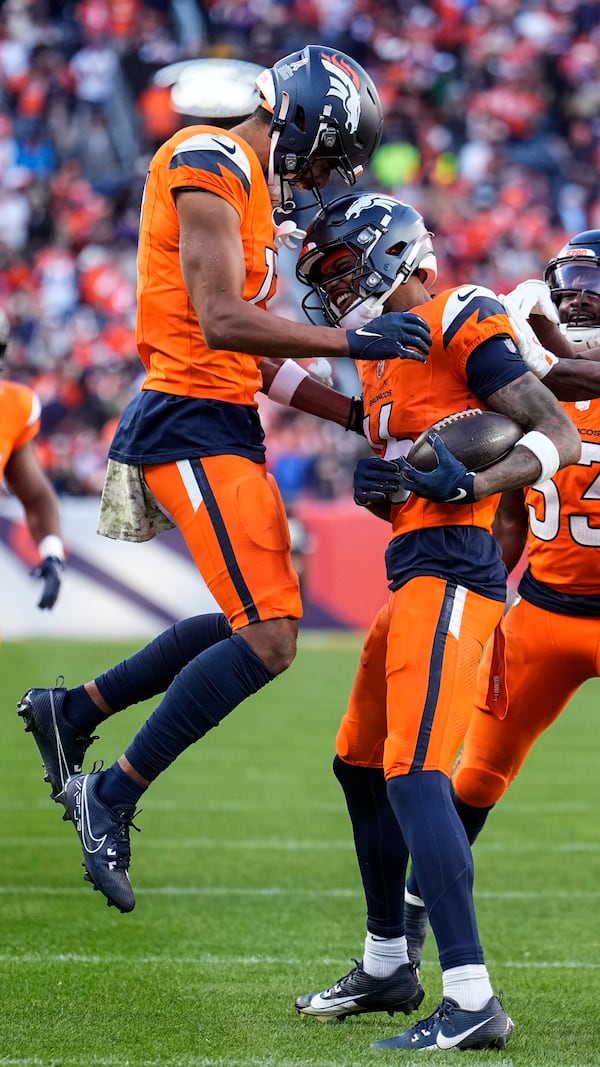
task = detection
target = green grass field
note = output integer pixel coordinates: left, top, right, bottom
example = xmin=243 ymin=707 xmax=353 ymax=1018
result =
xmin=1 ymin=634 xmax=599 ymax=1067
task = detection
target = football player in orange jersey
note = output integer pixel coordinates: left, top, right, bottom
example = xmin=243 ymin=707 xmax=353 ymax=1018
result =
xmin=0 ymin=310 xmax=64 ymax=613
xmin=292 ymin=193 xmax=580 ymax=1051
xmin=403 ymin=233 xmax=600 ymax=968
xmin=402 ymin=231 xmax=600 ymax=969
xmin=18 ymin=45 xmax=435 ymax=918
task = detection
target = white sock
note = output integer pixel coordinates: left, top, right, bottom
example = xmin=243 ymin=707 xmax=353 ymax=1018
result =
xmin=404 ymin=888 xmax=425 ymax=907
xmin=442 ymin=964 xmax=494 ymax=1011
xmin=363 ymin=931 xmax=409 ymax=978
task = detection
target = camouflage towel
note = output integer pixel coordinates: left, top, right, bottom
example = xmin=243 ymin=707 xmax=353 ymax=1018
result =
xmin=97 ymin=458 xmax=175 ymax=542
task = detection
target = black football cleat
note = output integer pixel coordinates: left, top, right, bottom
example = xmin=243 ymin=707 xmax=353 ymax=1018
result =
xmin=18 ymin=685 xmax=97 ymax=810
xmin=295 ymin=959 xmax=424 ymax=1022
xmin=65 ymin=771 xmax=138 ymax=913
xmin=371 ymin=994 xmax=514 ymax=1051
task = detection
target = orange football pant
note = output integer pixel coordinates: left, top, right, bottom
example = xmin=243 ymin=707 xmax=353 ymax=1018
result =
xmin=336 ymin=576 xmax=504 ymax=779
xmin=144 ymin=455 xmax=302 ymax=631
xmin=454 ymin=594 xmax=600 ymax=807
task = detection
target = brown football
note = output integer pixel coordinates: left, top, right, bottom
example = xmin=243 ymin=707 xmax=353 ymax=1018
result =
xmin=407 ymin=409 xmax=522 ymax=473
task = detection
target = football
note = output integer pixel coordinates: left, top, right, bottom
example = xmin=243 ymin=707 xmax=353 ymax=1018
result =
xmin=406 ymin=409 xmax=522 ymax=473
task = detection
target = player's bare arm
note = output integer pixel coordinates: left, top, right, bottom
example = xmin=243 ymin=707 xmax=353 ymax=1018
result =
xmin=259 ymin=356 xmax=363 ymax=431
xmin=491 ymin=488 xmax=528 ymax=573
xmin=177 ymin=189 xmax=357 ymax=361
xmin=177 ymin=190 xmax=431 ymax=365
xmin=4 ymin=442 xmax=61 ymax=545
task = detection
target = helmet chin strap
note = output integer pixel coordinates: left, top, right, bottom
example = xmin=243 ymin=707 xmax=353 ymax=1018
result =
xmin=337 ymin=270 xmax=412 ymax=329
xmin=268 ymin=90 xmax=295 ymax=209
xmin=338 ymin=296 xmax=382 ymax=329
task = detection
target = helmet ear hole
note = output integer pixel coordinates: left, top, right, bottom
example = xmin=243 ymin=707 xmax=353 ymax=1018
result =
xmin=294 ymin=105 xmax=306 ymax=132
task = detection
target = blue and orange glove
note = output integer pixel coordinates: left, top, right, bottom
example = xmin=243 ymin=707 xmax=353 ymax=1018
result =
xmin=347 ymin=313 xmax=432 ymax=362
xmin=396 ymin=432 xmax=477 ymax=503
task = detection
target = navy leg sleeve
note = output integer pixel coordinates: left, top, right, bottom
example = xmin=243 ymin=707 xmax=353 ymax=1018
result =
xmin=334 ymin=755 xmax=409 ymax=938
xmin=387 ymin=770 xmax=484 ymax=970
xmin=96 ymin=614 xmax=232 ymax=710
xmin=118 ymin=633 xmax=274 ymax=783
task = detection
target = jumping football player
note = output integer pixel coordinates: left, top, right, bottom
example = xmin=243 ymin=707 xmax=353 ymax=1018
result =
xmin=18 ymin=46 xmax=433 ymax=917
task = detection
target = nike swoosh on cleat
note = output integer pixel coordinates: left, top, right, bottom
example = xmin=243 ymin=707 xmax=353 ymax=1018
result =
xmin=79 ymin=781 xmax=107 ymax=854
xmin=436 ymin=1015 xmax=496 ymax=1049
xmin=457 ymin=288 xmax=477 ymax=302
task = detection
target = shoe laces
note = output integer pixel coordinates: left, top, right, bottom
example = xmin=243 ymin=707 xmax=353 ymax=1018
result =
xmin=108 ymin=807 xmax=141 ymax=869
xmin=413 ymin=999 xmax=456 ymax=1034
xmin=330 ymin=958 xmax=363 ymax=994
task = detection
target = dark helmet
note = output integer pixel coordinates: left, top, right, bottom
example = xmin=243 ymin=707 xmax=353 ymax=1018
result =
xmin=256 ymin=46 xmax=383 ymax=207
xmin=544 ymin=230 xmax=600 ymax=346
xmin=545 ymin=230 xmax=600 ymax=313
xmin=296 ymin=192 xmax=437 ymax=326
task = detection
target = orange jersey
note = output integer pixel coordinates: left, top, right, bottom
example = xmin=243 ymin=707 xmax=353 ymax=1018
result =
xmin=523 ymin=398 xmax=600 ymax=596
xmin=357 ymin=285 xmax=526 ymax=540
xmin=0 ymin=380 xmax=41 ymax=480
xmin=136 ymin=125 xmax=278 ymax=406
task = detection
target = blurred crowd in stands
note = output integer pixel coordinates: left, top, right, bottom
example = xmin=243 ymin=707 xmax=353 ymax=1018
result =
xmin=1 ymin=0 xmax=599 ymax=502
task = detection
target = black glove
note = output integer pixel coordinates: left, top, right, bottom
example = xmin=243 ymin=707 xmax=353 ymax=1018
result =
xmin=397 ymin=432 xmax=476 ymax=503
xmin=31 ymin=556 xmax=64 ymax=610
xmin=347 ymin=313 xmax=432 ymax=362
xmin=353 ymin=456 xmax=403 ymax=506
xmin=346 ymin=396 xmax=365 ymax=435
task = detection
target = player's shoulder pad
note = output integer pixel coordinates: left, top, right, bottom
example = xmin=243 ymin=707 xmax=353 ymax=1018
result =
xmin=169 ymin=131 xmax=252 ymax=190
xmin=442 ymin=285 xmax=504 ymax=326
xmin=0 ymin=379 xmax=41 ymax=432
xmin=441 ymin=285 xmax=507 ymax=336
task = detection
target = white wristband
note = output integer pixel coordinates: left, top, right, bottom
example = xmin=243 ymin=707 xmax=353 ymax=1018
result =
xmin=38 ymin=534 xmax=64 ymax=561
xmin=515 ymin=430 xmax=560 ymax=486
xmin=267 ymin=359 xmax=309 ymax=405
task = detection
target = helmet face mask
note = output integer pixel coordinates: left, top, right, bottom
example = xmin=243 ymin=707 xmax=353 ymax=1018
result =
xmin=257 ymin=46 xmax=384 ymax=209
xmin=544 ymin=230 xmax=600 ymax=335
xmin=296 ymin=193 xmax=437 ymax=326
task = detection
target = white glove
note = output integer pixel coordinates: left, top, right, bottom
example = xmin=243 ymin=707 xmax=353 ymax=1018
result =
xmin=498 ymin=293 xmax=559 ymax=380
xmin=559 ymin=322 xmax=600 ymax=351
xmin=503 ymin=279 xmax=559 ymax=323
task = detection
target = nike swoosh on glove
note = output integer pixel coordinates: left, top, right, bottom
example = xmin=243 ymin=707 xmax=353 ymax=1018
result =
xmin=396 ymin=432 xmax=476 ymax=503
xmin=347 ymin=313 xmax=432 ymax=362
xmin=32 ymin=556 xmax=64 ymax=609
xmin=353 ymin=456 xmax=404 ymax=506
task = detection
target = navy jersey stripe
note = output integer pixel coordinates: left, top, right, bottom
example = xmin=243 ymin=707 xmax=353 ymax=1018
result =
xmin=410 ymin=581 xmax=456 ymax=772
xmin=169 ymin=149 xmax=251 ymax=197
xmin=189 ymin=458 xmax=260 ymax=624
